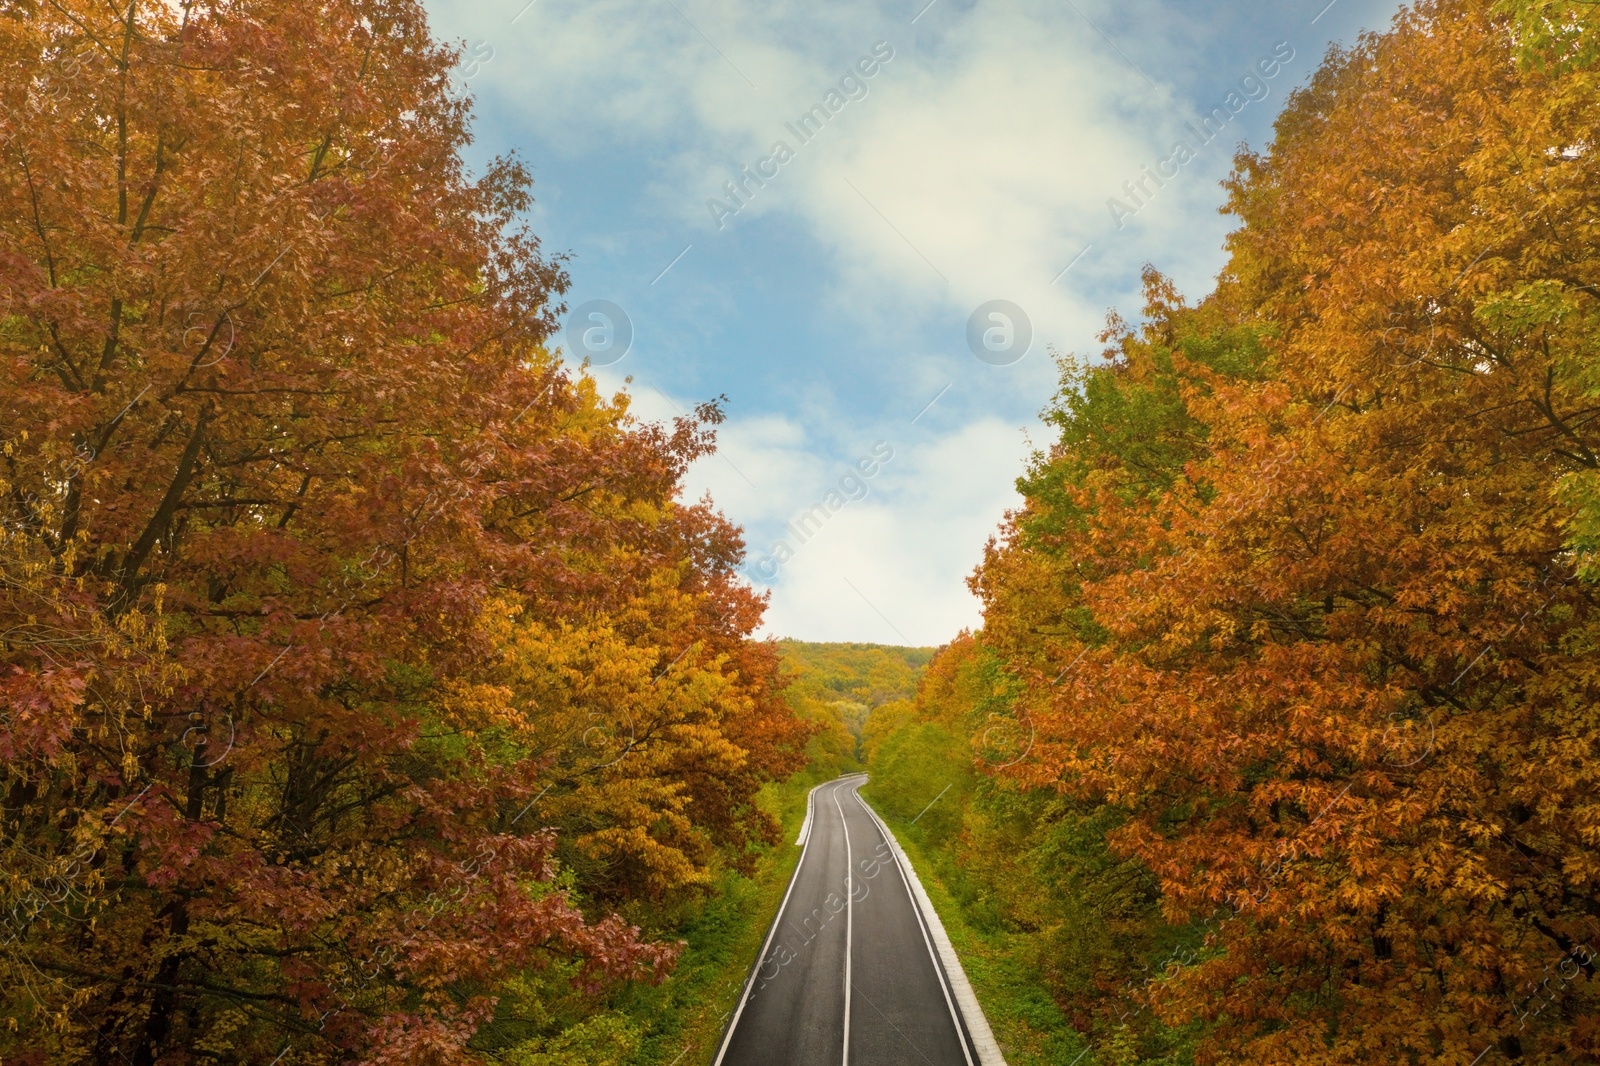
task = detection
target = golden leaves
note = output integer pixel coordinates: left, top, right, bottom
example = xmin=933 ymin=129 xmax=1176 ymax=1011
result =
xmin=972 ymin=2 xmax=1600 ymax=1061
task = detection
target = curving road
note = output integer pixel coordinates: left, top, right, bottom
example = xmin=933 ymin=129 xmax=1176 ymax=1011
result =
xmin=712 ymin=774 xmax=980 ymax=1066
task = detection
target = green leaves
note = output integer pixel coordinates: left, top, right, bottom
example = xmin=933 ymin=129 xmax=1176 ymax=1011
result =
xmin=1495 ymin=0 xmax=1600 ymax=71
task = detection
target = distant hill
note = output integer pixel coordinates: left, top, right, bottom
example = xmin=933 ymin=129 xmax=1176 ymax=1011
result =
xmin=774 ymin=640 xmax=937 ymax=770
xmin=774 ymin=639 xmax=936 ymax=707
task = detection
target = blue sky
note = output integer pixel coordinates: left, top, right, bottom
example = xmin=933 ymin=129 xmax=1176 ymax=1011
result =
xmin=422 ymin=0 xmax=1405 ymax=645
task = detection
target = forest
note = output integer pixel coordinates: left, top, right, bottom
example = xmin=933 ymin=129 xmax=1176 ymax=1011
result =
xmin=868 ymin=1 xmax=1600 ymax=1063
xmin=2 ymin=0 xmax=1597 ymax=1063
xmin=0 ymin=1 xmax=816 ymax=1060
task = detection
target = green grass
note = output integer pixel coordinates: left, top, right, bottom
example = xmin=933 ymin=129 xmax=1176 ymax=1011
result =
xmin=621 ymin=772 xmax=824 ymax=1065
xmin=488 ymin=769 xmax=860 ymax=1065
xmin=880 ymin=813 xmax=1096 ymax=1066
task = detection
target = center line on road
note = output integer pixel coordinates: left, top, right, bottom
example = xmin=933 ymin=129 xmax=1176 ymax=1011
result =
xmin=832 ymin=781 xmax=854 ymax=1066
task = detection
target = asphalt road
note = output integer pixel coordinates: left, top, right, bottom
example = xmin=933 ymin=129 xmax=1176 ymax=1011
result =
xmin=713 ymin=774 xmax=978 ymax=1066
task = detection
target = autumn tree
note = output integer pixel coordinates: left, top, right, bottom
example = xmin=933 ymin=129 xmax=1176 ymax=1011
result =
xmin=976 ymin=1 xmax=1600 ymax=1062
xmin=0 ymin=1 xmax=802 ymax=1063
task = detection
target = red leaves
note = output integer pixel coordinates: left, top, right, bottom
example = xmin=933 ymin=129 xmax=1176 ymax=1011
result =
xmin=0 ymin=0 xmax=797 ymax=1061
xmin=0 ymin=664 xmax=86 ymax=762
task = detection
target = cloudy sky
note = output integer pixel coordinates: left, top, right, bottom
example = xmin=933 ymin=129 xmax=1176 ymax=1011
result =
xmin=422 ymin=0 xmax=1404 ymax=646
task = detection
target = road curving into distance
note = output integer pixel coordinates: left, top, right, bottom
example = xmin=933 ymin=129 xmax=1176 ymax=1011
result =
xmin=712 ymin=773 xmax=1000 ymax=1066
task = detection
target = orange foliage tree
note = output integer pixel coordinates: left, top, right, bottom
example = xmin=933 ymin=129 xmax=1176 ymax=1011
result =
xmin=977 ymin=1 xmax=1600 ymax=1062
xmin=0 ymin=1 xmax=803 ymax=1062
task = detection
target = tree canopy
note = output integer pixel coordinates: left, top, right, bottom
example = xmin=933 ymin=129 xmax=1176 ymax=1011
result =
xmin=0 ymin=2 xmax=805 ymax=1062
xmin=966 ymin=1 xmax=1600 ymax=1061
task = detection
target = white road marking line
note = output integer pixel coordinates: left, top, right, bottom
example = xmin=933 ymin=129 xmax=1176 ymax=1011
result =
xmin=796 ymin=787 xmax=816 ymax=845
xmin=852 ymin=787 xmax=977 ymax=1066
xmin=711 ymin=780 xmax=825 ymax=1066
xmin=833 ymin=779 xmax=855 ymax=1066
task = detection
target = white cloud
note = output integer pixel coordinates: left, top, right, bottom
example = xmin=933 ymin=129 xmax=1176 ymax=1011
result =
xmin=442 ymin=0 xmax=1199 ymax=311
xmin=427 ymin=0 xmax=1401 ymax=643
xmin=713 ymin=415 xmax=1026 ymax=645
xmin=600 ymin=365 xmax=1022 ymax=643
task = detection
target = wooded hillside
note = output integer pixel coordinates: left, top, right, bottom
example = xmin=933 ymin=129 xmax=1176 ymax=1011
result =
xmin=870 ymin=2 xmax=1600 ymax=1063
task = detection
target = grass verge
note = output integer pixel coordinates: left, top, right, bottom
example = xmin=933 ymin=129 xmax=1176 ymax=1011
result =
xmin=621 ymin=772 xmax=823 ymax=1065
